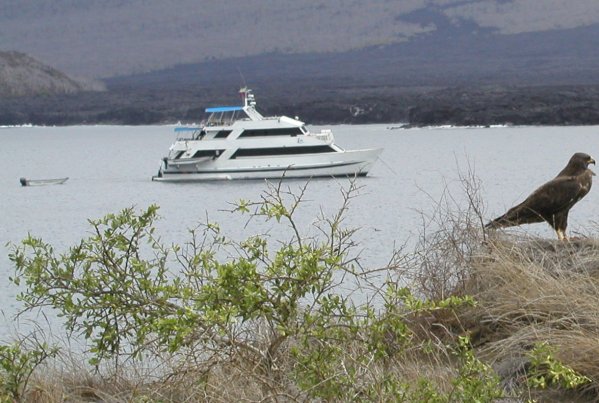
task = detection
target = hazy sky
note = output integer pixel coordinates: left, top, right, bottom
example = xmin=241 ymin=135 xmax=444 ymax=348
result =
xmin=1 ymin=0 xmax=598 ymax=77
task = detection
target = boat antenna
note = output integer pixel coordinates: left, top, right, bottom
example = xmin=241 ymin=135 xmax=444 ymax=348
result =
xmin=239 ymin=87 xmax=248 ymax=106
xmin=237 ymin=67 xmax=247 ymax=89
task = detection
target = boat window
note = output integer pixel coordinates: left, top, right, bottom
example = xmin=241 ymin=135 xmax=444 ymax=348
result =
xmin=214 ymin=130 xmax=232 ymax=138
xmin=174 ymin=151 xmax=185 ymax=159
xmin=231 ymin=145 xmax=335 ymax=158
xmin=192 ymin=149 xmax=226 ymax=159
xmin=238 ymin=127 xmax=303 ymax=137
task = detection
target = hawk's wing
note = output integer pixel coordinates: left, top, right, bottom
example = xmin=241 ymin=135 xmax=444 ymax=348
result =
xmin=487 ymin=175 xmax=588 ymax=228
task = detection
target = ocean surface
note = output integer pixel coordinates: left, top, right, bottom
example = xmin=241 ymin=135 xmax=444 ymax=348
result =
xmin=2 ymin=123 xmax=599 ymax=340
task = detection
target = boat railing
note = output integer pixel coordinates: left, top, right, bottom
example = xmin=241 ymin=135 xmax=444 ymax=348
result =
xmin=205 ymin=106 xmax=249 ymax=126
xmin=175 ymin=127 xmax=202 ymax=140
xmin=310 ymin=129 xmax=334 ymax=143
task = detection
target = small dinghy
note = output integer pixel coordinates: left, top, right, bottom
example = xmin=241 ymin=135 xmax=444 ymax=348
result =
xmin=20 ymin=177 xmax=69 ymax=186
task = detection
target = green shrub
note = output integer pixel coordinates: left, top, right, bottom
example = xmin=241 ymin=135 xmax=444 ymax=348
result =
xmin=528 ymin=341 xmax=591 ymax=390
xmin=0 ymin=341 xmax=57 ymax=401
xmin=9 ymin=180 xmax=506 ymax=401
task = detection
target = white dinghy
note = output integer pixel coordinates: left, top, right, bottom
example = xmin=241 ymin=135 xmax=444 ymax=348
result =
xmin=20 ymin=177 xmax=69 ymax=186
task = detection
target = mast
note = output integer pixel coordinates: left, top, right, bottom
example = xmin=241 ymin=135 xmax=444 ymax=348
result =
xmin=239 ymin=87 xmax=263 ymax=121
xmin=239 ymin=87 xmax=256 ymax=107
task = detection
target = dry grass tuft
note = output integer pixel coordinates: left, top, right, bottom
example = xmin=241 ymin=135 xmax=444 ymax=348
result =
xmin=455 ymin=234 xmax=599 ymax=399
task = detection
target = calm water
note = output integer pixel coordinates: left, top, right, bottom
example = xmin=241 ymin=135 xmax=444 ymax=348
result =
xmin=2 ymin=124 xmax=599 ymax=339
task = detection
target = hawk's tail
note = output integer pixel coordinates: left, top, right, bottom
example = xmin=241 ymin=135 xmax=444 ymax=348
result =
xmin=485 ymin=215 xmax=512 ymax=229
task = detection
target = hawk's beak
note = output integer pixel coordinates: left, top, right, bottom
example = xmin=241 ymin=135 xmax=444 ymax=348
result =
xmin=590 ymin=158 xmax=596 ymax=165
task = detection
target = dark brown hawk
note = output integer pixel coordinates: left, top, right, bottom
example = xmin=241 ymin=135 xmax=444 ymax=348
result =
xmin=486 ymin=152 xmax=595 ymax=240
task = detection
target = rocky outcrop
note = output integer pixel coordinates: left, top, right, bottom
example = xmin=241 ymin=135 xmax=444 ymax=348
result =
xmin=405 ymin=86 xmax=599 ymax=127
xmin=0 ymin=51 xmax=104 ymax=97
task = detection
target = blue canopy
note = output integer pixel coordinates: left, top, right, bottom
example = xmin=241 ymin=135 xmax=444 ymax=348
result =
xmin=174 ymin=127 xmax=201 ymax=132
xmin=205 ymin=106 xmax=243 ymax=113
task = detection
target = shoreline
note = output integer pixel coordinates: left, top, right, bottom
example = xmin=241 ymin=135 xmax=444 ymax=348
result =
xmin=3 ymin=84 xmax=599 ymax=127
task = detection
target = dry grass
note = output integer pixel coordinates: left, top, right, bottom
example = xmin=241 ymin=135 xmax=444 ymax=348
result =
xmin=461 ymin=235 xmax=599 ymax=399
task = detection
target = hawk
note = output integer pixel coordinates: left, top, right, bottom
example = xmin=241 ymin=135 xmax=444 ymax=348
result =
xmin=486 ymin=152 xmax=595 ymax=240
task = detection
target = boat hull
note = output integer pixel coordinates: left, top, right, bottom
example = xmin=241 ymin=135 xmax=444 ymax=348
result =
xmin=20 ymin=177 xmax=69 ymax=186
xmin=152 ymin=149 xmax=382 ymax=182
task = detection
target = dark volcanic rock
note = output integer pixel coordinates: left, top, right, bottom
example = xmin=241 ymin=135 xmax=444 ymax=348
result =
xmin=2 ymin=82 xmax=599 ymax=127
xmin=405 ymin=86 xmax=599 ymax=127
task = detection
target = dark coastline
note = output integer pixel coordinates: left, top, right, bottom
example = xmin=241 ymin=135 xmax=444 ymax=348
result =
xmin=3 ymin=84 xmax=599 ymax=127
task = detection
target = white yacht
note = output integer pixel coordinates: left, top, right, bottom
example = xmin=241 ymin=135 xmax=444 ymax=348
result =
xmin=152 ymin=88 xmax=382 ymax=181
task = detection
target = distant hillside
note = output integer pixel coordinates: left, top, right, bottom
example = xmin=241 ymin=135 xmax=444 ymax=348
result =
xmin=106 ymin=22 xmax=599 ymax=91
xmin=0 ymin=51 xmax=104 ymax=97
xmin=2 ymin=1 xmax=599 ymax=78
